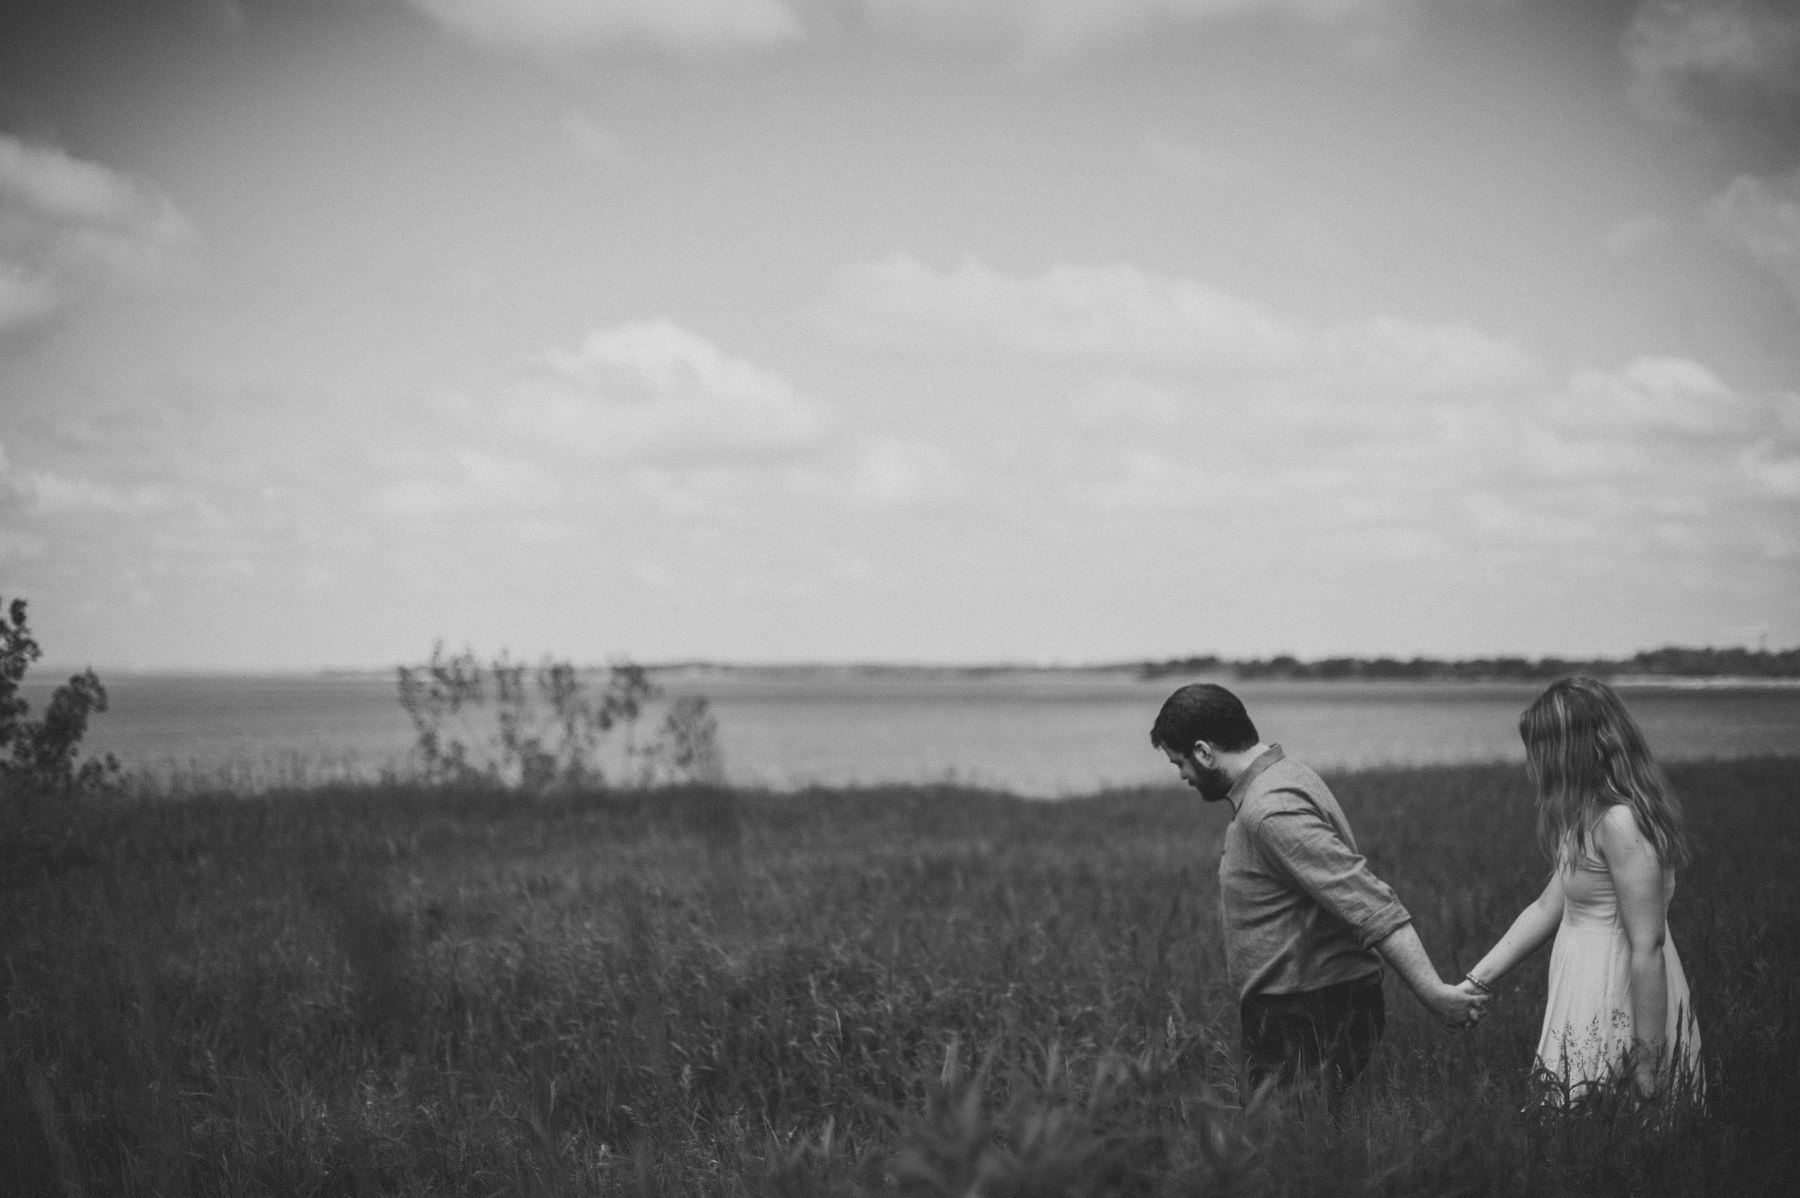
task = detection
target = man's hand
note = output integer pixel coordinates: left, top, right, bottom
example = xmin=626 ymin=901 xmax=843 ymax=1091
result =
xmin=1373 ymin=924 xmax=1492 ymax=1029
xmin=1424 ymin=979 xmax=1490 ymax=1029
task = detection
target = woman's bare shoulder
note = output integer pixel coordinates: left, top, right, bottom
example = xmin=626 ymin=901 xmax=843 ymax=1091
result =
xmin=1594 ymin=803 xmax=1655 ymax=859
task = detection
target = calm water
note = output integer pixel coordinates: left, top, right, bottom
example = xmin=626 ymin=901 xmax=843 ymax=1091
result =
xmin=25 ymin=669 xmax=1800 ymax=796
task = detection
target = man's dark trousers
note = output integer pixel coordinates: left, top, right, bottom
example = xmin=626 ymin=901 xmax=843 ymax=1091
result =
xmin=1240 ymin=972 xmax=1385 ymax=1100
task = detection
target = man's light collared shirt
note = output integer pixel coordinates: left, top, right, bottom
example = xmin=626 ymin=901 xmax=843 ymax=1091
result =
xmin=1218 ymin=745 xmax=1412 ymax=1001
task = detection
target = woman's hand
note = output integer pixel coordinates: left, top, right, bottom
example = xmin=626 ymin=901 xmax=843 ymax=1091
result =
xmin=1629 ymin=1042 xmax=1664 ymax=1102
xmin=1373 ymin=925 xmax=1491 ymax=1029
xmin=1463 ymin=874 xmax=1563 ymax=1008
xmin=1426 ymin=979 xmax=1490 ymax=1028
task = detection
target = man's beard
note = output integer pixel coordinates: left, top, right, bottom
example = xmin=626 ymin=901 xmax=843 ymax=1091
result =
xmin=1192 ymin=763 xmax=1233 ymax=804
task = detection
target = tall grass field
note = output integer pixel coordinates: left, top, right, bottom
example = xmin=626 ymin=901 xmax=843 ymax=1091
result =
xmin=4 ymin=758 xmax=1797 ymax=1195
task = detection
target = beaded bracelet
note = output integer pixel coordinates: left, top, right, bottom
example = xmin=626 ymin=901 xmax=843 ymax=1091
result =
xmin=1463 ymin=973 xmax=1494 ymax=995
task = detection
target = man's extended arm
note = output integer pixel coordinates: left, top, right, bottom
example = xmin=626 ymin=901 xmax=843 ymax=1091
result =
xmin=1374 ymin=923 xmax=1489 ymax=1027
xmin=1257 ymin=809 xmax=1488 ymax=1027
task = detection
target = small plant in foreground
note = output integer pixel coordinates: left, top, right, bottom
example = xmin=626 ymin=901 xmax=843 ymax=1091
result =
xmin=885 ymin=1041 xmax=1159 ymax=1197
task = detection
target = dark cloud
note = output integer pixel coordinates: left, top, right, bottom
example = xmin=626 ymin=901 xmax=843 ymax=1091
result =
xmin=0 ymin=134 xmax=197 ymax=342
xmin=1707 ymin=169 xmax=1800 ymax=316
xmin=1624 ymin=0 xmax=1800 ymax=166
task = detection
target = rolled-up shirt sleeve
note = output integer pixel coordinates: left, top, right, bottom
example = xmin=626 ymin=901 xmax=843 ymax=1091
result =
xmin=1253 ymin=809 xmax=1412 ymax=949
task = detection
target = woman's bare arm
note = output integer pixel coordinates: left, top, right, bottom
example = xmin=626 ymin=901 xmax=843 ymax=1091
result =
xmin=1598 ymin=803 xmax=1671 ymax=1097
xmin=1465 ymin=870 xmax=1565 ymax=990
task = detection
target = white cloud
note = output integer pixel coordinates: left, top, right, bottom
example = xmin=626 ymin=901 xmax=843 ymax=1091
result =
xmin=831 ymin=253 xmax=1307 ymax=372
xmin=1517 ymin=423 xmax=1653 ymax=483
xmin=501 ymin=319 xmax=834 ymax=465
xmin=376 ymin=449 xmax=555 ymax=518
xmin=560 ymin=112 xmax=626 ymax=163
xmin=1741 ymin=442 xmax=1800 ymax=498
xmin=1462 ymin=491 xmax=1601 ymax=547
xmin=1774 ymin=391 xmax=1800 ymax=438
xmin=1546 ymin=357 xmax=1753 ymax=438
xmin=1736 ymin=391 xmax=1800 ymax=498
xmin=0 ymin=135 xmax=198 ymax=337
xmin=1053 ymin=446 xmax=1233 ymax=513
xmin=605 ymin=432 xmax=965 ymax=514
xmin=846 ymin=437 xmax=960 ymax=505
xmin=200 ymin=1 xmax=248 ymax=37
xmin=1706 ymin=169 xmax=1800 ymax=313
xmin=359 ymin=322 xmax=853 ymax=528
xmin=405 ymin=0 xmax=803 ymax=51
xmin=1377 ymin=359 xmax=1795 ymax=553
xmin=832 ymin=254 xmax=1539 ymax=398
xmin=0 ymin=528 xmax=47 ymax=562
xmin=1604 ymin=213 xmax=1672 ymax=257
xmin=1067 ymin=375 xmax=1185 ymax=429
xmin=826 ymin=254 xmax=1796 ymax=551
xmin=1317 ymin=316 xmax=1540 ymax=398
xmin=1623 ymin=0 xmax=1800 ymax=124
xmin=0 ymin=263 xmax=60 ymax=330
xmin=406 ymin=0 xmax=1411 ymax=55
xmin=0 ymin=449 xmax=177 ymax=516
xmin=835 ymin=254 xmax=1796 ymax=569
xmin=632 ymin=560 xmax=680 ymax=592
xmin=20 ymin=471 xmax=176 ymax=515
xmin=842 ymin=0 xmax=1409 ymax=53
xmin=373 ymin=478 xmax=467 ymax=517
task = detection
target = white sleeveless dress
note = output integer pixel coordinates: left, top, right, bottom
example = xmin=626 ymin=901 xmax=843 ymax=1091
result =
xmin=1535 ymin=842 xmax=1704 ymax=1101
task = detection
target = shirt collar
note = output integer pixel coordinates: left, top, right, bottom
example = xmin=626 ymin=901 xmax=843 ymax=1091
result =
xmin=1226 ymin=743 xmax=1284 ymax=811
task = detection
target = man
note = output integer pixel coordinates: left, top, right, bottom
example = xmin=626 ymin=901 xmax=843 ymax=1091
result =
xmin=1151 ymin=682 xmax=1486 ymax=1098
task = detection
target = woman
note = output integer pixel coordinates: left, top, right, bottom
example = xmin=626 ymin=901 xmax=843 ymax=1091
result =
xmin=1462 ymin=676 xmax=1703 ymax=1104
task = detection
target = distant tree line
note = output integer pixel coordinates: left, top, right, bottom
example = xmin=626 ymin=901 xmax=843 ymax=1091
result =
xmin=1139 ymin=646 xmax=1800 ymax=682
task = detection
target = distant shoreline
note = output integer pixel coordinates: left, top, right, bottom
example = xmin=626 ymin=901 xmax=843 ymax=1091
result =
xmin=648 ymin=663 xmax=1800 ymax=689
xmin=36 ymin=645 xmax=1800 ymax=686
xmin=37 ymin=667 xmax=1800 ymax=689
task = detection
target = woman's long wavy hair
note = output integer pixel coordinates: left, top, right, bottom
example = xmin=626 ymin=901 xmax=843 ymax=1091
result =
xmin=1519 ymin=676 xmax=1691 ymax=871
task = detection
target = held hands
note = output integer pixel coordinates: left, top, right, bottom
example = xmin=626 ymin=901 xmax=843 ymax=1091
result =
xmin=1427 ymin=978 xmax=1492 ymax=1029
xmin=1377 ymin=927 xmax=1494 ymax=1030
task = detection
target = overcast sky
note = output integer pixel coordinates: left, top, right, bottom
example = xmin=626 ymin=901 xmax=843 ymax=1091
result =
xmin=2 ymin=0 xmax=1797 ymax=671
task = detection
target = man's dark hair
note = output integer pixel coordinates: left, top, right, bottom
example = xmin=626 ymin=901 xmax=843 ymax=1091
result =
xmin=1150 ymin=683 xmax=1259 ymax=753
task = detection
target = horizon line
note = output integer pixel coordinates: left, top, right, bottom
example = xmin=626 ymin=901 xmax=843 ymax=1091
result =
xmin=28 ymin=643 xmax=1799 ymax=679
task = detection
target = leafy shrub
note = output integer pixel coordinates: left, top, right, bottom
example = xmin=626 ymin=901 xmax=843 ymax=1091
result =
xmin=0 ymin=596 xmax=119 ymax=796
xmin=395 ymin=642 xmax=723 ymax=791
xmin=641 ymin=694 xmax=726 ymax=786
